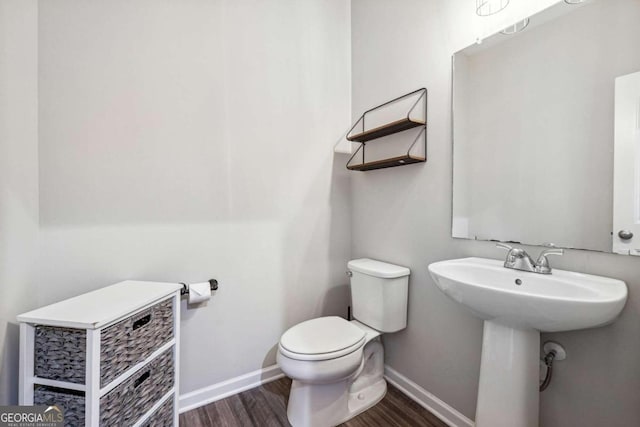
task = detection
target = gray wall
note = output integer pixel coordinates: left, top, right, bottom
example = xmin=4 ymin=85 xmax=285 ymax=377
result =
xmin=1 ymin=0 xmax=352 ymax=402
xmin=351 ymin=0 xmax=640 ymax=425
xmin=0 ymin=0 xmax=39 ymax=405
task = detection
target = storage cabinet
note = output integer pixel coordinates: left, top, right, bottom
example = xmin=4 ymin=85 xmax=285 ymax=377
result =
xmin=18 ymin=281 xmax=182 ymax=427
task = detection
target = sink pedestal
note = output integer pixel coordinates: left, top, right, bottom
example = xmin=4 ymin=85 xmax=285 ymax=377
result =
xmin=476 ymin=320 xmax=539 ymax=427
xmin=428 ymin=258 xmax=628 ymax=427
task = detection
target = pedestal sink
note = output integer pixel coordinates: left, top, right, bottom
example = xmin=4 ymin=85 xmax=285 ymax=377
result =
xmin=428 ymin=257 xmax=627 ymax=427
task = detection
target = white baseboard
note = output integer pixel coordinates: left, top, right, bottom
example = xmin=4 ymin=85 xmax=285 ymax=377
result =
xmin=384 ymin=365 xmax=475 ymax=427
xmin=179 ymin=365 xmax=284 ymax=413
xmin=178 ymin=362 xmax=474 ymax=427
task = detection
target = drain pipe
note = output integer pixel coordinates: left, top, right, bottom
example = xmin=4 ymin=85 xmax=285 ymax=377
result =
xmin=540 ymin=341 xmax=566 ymax=392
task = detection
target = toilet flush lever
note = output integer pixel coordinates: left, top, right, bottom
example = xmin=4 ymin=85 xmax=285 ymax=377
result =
xmin=346 ymin=271 xmax=353 ymax=277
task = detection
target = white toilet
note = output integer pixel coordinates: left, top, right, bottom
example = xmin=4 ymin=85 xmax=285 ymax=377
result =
xmin=277 ymin=258 xmax=410 ymax=427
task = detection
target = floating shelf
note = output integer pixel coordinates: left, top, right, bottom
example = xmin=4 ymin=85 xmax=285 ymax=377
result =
xmin=347 ymin=117 xmax=426 ymax=143
xmin=346 ymin=88 xmax=427 ymax=172
xmin=347 ymin=154 xmax=426 ymax=171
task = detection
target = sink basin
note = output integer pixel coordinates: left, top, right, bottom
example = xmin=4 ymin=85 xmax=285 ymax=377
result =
xmin=428 ymin=257 xmax=627 ymax=427
xmin=428 ymin=257 xmax=627 ymax=332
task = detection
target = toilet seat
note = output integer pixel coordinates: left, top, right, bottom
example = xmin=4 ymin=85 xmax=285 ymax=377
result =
xmin=279 ymin=316 xmax=366 ymax=361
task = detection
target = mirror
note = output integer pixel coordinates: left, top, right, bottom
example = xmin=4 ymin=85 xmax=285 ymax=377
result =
xmin=452 ymin=0 xmax=640 ymax=253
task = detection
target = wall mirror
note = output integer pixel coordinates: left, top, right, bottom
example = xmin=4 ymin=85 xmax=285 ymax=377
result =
xmin=452 ymin=0 xmax=640 ymax=254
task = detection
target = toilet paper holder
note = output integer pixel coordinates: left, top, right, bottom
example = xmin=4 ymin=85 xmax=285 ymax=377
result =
xmin=180 ymin=279 xmax=218 ymax=296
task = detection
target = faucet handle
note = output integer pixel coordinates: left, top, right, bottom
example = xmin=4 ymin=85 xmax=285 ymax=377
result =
xmin=496 ymin=243 xmax=513 ymax=251
xmin=538 ymin=248 xmax=564 ymax=259
xmin=535 ymin=246 xmax=564 ymax=274
xmin=539 ymin=243 xmax=564 ymax=258
xmin=496 ymin=243 xmax=526 ymax=258
xmin=538 ymin=247 xmax=564 ymax=259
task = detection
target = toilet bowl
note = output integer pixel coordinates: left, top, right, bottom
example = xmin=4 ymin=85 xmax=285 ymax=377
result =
xmin=277 ymin=317 xmax=385 ymax=427
xmin=277 ymin=258 xmax=410 ymax=427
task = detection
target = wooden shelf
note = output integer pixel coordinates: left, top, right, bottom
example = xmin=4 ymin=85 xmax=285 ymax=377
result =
xmin=345 ymin=88 xmax=427 ymax=172
xmin=347 ymin=118 xmax=426 ymax=143
xmin=347 ymin=154 xmax=426 ymax=171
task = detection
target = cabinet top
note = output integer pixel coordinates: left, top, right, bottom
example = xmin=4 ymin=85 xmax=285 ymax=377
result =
xmin=17 ymin=281 xmax=182 ymax=329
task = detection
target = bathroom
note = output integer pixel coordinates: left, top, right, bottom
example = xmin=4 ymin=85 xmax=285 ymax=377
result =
xmin=1 ymin=0 xmax=639 ymax=425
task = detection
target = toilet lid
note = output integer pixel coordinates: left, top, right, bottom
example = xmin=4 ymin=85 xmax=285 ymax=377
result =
xmin=280 ymin=316 xmax=366 ymax=356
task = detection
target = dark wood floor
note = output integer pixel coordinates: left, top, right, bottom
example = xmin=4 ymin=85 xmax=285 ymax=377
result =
xmin=179 ymin=377 xmax=449 ymax=427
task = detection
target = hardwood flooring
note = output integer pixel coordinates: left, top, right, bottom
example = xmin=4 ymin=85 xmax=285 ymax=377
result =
xmin=179 ymin=377 xmax=449 ymax=427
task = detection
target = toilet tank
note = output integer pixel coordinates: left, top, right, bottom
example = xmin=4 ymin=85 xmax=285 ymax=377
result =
xmin=348 ymin=258 xmax=410 ymax=333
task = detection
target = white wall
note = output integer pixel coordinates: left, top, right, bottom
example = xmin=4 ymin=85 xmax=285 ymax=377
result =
xmin=0 ymin=0 xmax=39 ymax=405
xmin=351 ymin=0 xmax=485 ymax=417
xmin=351 ymin=0 xmax=640 ymax=425
xmin=37 ymin=0 xmax=352 ymax=395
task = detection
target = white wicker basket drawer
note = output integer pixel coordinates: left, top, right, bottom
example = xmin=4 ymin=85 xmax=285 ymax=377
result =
xmin=33 ymin=299 xmax=174 ymax=387
xmin=139 ymin=398 xmax=174 ymax=427
xmin=34 ymin=326 xmax=86 ymax=384
xmin=100 ymin=348 xmax=174 ymax=426
xmin=100 ymin=299 xmax=174 ymax=387
xmin=34 ymin=347 xmax=174 ymax=427
xmin=33 ymin=385 xmax=84 ymax=427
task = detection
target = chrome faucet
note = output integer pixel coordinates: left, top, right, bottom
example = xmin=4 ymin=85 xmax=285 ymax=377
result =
xmin=496 ymin=243 xmax=536 ymax=272
xmin=496 ymin=243 xmax=564 ymax=274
